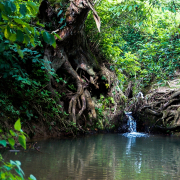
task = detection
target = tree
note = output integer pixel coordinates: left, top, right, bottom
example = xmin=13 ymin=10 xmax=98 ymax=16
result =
xmin=0 ymin=0 xmax=125 ymax=133
xmin=37 ymin=0 xmax=124 ymax=126
xmin=39 ymin=0 xmax=100 ymax=124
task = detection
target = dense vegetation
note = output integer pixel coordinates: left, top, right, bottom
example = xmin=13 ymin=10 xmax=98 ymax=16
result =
xmin=0 ymin=0 xmax=180 ymax=135
xmin=0 ymin=0 xmax=180 ymax=179
xmin=87 ymin=0 xmax=180 ymax=88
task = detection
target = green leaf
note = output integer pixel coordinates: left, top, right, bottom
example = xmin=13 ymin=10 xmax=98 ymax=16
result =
xmin=139 ymin=21 xmax=143 ymax=26
xmin=50 ymin=34 xmax=56 ymax=46
xmin=58 ymin=18 xmax=64 ymax=24
xmin=43 ymin=31 xmax=56 ymax=46
xmin=24 ymin=35 xmax=30 ymax=44
xmin=60 ymin=22 xmax=66 ymax=29
xmin=52 ymin=41 xmax=56 ymax=48
xmin=36 ymin=21 xmax=45 ymax=27
xmin=16 ymin=30 xmax=24 ymax=42
xmin=15 ymin=160 xmax=21 ymax=166
xmin=29 ymin=174 xmax=37 ymax=180
xmin=4 ymin=26 xmax=11 ymax=39
xmin=20 ymin=4 xmax=27 ymax=17
xmin=8 ymin=138 xmax=15 ymax=147
xmin=172 ymin=8 xmax=176 ymax=13
xmin=17 ymin=49 xmax=24 ymax=58
xmin=24 ymin=27 xmax=31 ymax=35
xmin=27 ymin=2 xmax=38 ymax=15
xmin=15 ymin=168 xmax=24 ymax=178
xmin=10 ymin=2 xmax=16 ymax=12
xmin=14 ymin=18 xmax=24 ymax=25
xmin=9 ymin=130 xmax=16 ymax=136
xmin=14 ymin=119 xmax=21 ymax=131
xmin=123 ymin=5 xmax=127 ymax=11
xmin=128 ymin=6 xmax=132 ymax=11
xmin=3 ymin=165 xmax=11 ymax=171
xmin=43 ymin=31 xmax=50 ymax=44
xmin=18 ymin=135 xmax=26 ymax=149
xmin=9 ymin=33 xmax=16 ymax=42
xmin=5 ymin=1 xmax=16 ymax=15
xmin=30 ymin=40 xmax=35 ymax=47
xmin=54 ymin=33 xmax=62 ymax=40
xmin=2 ymin=14 xmax=9 ymax=20
xmin=57 ymin=10 xmax=63 ymax=17
xmin=0 ymin=140 xmax=7 ymax=147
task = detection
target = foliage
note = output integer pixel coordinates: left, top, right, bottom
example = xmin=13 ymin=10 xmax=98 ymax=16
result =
xmin=0 ymin=119 xmax=27 ymax=149
xmin=86 ymin=0 xmax=180 ymax=92
xmin=0 ymin=0 xmax=39 ymax=57
xmin=95 ymin=95 xmax=116 ymax=129
xmin=0 ymin=0 xmax=179 ymax=134
xmin=0 ymin=0 xmax=59 ymax=56
xmin=0 ymin=156 xmax=36 ymax=180
xmin=0 ymin=119 xmax=36 ymax=180
xmin=0 ymin=0 xmax=70 ymax=134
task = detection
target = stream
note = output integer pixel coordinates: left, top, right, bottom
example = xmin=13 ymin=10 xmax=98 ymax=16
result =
xmin=1 ymin=114 xmax=180 ymax=179
xmin=1 ymin=134 xmax=180 ymax=179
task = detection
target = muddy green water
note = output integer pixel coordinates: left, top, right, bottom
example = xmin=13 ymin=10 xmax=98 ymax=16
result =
xmin=1 ymin=134 xmax=180 ymax=180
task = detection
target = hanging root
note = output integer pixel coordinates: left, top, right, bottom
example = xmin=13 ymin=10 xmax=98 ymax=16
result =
xmin=64 ymin=57 xmax=97 ymax=123
xmin=77 ymin=92 xmax=86 ymax=120
xmin=84 ymin=89 xmax=96 ymax=119
xmin=63 ymin=59 xmax=84 ymax=123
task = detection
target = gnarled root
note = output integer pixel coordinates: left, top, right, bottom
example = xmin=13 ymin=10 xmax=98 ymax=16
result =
xmin=77 ymin=93 xmax=86 ymax=120
xmin=63 ymin=59 xmax=97 ymax=123
xmin=135 ymin=88 xmax=180 ymax=131
xmin=38 ymin=0 xmax=101 ymax=127
xmin=84 ymin=89 xmax=96 ymax=119
xmin=63 ymin=58 xmax=84 ymax=123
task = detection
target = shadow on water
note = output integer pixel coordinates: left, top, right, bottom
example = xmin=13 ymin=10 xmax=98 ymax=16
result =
xmin=1 ymin=133 xmax=180 ymax=180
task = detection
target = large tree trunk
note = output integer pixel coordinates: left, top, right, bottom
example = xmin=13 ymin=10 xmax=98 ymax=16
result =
xmin=39 ymin=0 xmax=100 ymax=125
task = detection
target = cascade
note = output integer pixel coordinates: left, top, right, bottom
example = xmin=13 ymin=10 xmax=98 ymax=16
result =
xmin=123 ymin=112 xmax=148 ymax=137
xmin=126 ymin=112 xmax=136 ymax=132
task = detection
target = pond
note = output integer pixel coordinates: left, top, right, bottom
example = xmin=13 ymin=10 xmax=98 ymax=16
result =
xmin=1 ymin=133 xmax=180 ymax=180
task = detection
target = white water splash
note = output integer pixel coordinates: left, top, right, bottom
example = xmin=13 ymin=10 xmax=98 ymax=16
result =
xmin=123 ymin=112 xmax=148 ymax=138
xmin=127 ymin=114 xmax=137 ymax=132
xmin=123 ymin=132 xmax=148 ymax=138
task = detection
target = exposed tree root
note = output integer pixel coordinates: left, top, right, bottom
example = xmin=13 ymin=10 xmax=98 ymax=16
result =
xmin=65 ymin=67 xmax=83 ymax=122
xmin=77 ymin=92 xmax=86 ymax=120
xmin=129 ymin=87 xmax=180 ymax=131
xmin=84 ymin=89 xmax=96 ymax=119
xmin=145 ymin=108 xmax=162 ymax=116
xmin=36 ymin=0 xmax=128 ymax=132
xmin=38 ymin=0 xmax=103 ymax=126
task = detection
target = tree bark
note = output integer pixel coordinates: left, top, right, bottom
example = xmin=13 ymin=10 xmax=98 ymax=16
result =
xmin=39 ymin=0 xmax=101 ymax=125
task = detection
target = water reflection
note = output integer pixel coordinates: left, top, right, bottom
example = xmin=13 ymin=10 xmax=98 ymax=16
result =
xmin=1 ymin=134 xmax=180 ymax=180
xmin=126 ymin=135 xmax=136 ymax=154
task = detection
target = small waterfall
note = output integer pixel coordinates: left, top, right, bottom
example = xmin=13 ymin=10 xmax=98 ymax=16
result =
xmin=126 ymin=113 xmax=136 ymax=132
xmin=123 ymin=112 xmax=148 ymax=137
